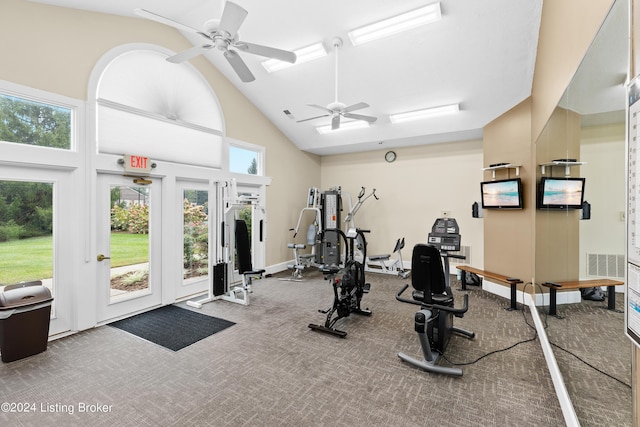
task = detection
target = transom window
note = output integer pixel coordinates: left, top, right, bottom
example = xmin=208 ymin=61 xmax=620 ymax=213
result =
xmin=229 ymin=144 xmax=263 ymax=175
xmin=0 ymin=93 xmax=72 ymax=150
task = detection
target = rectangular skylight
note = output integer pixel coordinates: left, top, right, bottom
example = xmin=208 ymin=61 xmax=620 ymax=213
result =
xmin=348 ymin=3 xmax=442 ymax=46
xmin=389 ymin=104 xmax=459 ymax=123
xmin=262 ymin=42 xmax=327 ymax=72
xmin=316 ymin=120 xmax=370 ymax=134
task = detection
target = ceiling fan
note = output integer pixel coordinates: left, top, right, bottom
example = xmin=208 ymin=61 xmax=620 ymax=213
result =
xmin=293 ymin=37 xmax=377 ymax=131
xmin=134 ymin=1 xmax=296 ymax=83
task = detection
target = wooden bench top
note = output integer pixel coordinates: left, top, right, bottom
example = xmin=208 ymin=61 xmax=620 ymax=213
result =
xmin=541 ymin=278 xmax=623 ymax=290
xmin=455 ymin=265 xmax=522 ymax=285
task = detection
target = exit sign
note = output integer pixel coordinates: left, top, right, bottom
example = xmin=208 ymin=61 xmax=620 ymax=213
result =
xmin=122 ymin=154 xmax=152 ymax=174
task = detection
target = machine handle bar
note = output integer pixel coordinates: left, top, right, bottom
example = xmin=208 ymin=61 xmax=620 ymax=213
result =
xmin=440 ymin=253 xmax=465 ymax=260
xmin=395 ymin=284 xmax=469 ymax=316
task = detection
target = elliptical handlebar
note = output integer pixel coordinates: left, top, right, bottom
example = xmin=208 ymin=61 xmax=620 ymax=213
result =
xmin=324 ymin=227 xmax=369 ymax=262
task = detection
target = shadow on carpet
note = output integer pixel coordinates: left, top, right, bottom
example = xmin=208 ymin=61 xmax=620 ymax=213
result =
xmin=108 ymin=305 xmax=235 ymax=351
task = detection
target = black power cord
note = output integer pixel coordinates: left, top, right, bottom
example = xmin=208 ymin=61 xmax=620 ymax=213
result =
xmin=437 ymin=282 xmax=633 ymax=390
xmin=437 ymin=282 xmax=538 ymax=367
xmin=525 ymin=282 xmax=630 ymax=389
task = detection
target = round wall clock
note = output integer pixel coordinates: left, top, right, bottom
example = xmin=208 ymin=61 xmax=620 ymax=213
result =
xmin=385 ymin=151 xmax=397 ymax=163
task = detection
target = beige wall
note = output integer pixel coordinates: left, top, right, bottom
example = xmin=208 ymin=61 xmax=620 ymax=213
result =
xmin=0 ymin=0 xmax=319 ymax=267
xmin=483 ymin=99 xmax=535 ymax=283
xmin=531 ymin=0 xmax=615 ymax=140
xmin=320 ymin=141 xmax=484 ymax=268
xmin=534 ymin=107 xmax=582 ymax=283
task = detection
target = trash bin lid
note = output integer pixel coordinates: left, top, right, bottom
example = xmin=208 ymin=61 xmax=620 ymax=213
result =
xmin=0 ymin=281 xmax=53 ymax=309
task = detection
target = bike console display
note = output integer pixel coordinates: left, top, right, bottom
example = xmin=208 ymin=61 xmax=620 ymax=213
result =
xmin=427 ymin=217 xmax=461 ymax=252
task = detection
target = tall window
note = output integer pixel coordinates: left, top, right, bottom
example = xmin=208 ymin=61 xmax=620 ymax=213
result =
xmin=0 ymin=181 xmax=54 ymax=286
xmin=0 ymin=93 xmax=72 ymax=150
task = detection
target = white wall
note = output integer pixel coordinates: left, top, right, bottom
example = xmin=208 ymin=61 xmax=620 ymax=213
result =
xmin=579 ymin=122 xmax=626 ymax=278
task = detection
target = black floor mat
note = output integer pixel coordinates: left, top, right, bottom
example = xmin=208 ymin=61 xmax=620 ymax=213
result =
xmin=108 ymin=305 xmax=235 ymax=351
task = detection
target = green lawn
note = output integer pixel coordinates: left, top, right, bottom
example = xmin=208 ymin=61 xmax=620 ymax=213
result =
xmin=0 ymin=233 xmax=149 ymax=284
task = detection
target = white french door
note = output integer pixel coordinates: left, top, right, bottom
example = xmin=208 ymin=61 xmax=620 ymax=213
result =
xmin=96 ymin=174 xmax=162 ymax=322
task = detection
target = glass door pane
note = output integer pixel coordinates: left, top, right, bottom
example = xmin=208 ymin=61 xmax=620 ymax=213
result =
xmin=0 ymin=180 xmax=53 ymax=291
xmin=109 ymin=184 xmax=150 ymax=301
xmin=183 ymin=189 xmax=209 ymax=283
xmin=97 ymin=174 xmax=161 ymax=323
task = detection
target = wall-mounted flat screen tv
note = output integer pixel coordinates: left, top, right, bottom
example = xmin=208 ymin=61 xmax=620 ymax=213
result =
xmin=538 ymin=177 xmax=585 ymax=210
xmin=480 ymin=178 xmax=523 ymax=209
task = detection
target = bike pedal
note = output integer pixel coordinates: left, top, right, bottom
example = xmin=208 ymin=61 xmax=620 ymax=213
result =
xmin=363 ymin=283 xmax=371 ymax=293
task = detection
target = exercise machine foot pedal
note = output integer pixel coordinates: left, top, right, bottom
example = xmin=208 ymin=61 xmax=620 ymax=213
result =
xmin=308 ymin=323 xmax=347 ymax=338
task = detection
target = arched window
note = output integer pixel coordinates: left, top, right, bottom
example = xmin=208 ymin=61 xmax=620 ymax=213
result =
xmin=95 ymin=46 xmax=224 ymax=168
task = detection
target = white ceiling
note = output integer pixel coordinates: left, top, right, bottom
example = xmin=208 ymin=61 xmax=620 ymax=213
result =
xmin=25 ymin=0 xmax=622 ymax=156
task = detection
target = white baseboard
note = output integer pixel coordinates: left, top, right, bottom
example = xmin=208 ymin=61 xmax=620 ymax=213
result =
xmin=265 ymin=261 xmax=290 ymax=276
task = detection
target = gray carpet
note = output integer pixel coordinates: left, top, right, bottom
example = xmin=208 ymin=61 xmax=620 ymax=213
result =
xmin=0 ymin=270 xmax=629 ymax=426
xmin=540 ymin=289 xmax=632 ymax=425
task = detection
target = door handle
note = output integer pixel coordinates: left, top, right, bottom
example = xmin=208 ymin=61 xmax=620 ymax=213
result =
xmin=97 ymin=254 xmax=111 ymax=262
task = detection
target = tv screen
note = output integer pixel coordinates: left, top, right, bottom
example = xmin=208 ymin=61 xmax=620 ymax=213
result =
xmin=538 ymin=177 xmax=585 ymax=210
xmin=480 ymin=178 xmax=523 ymax=209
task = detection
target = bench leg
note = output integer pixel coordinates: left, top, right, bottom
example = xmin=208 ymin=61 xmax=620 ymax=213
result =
xmin=505 ymin=282 xmax=518 ymax=311
xmin=607 ymin=285 xmax=616 ymax=310
xmin=549 ymin=289 xmax=557 ymax=316
xmin=460 ymin=270 xmax=467 ymax=291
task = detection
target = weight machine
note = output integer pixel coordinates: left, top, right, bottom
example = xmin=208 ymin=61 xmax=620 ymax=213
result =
xmin=187 ymin=179 xmax=264 ymax=308
xmin=285 ymin=186 xmax=342 ymax=279
xmin=365 ymin=237 xmax=410 ymax=279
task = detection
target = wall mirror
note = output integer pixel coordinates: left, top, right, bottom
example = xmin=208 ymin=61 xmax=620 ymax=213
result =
xmin=535 ymin=0 xmax=631 ymax=424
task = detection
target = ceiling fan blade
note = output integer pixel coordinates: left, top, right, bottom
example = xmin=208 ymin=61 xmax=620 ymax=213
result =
xmin=296 ymin=114 xmax=330 ymax=123
xmin=331 ymin=114 xmax=341 ymax=130
xmin=342 ymin=102 xmax=370 ymax=113
xmin=224 ymin=50 xmax=255 ymax=82
xmin=218 ymin=1 xmax=248 ymax=38
xmin=134 ymin=8 xmax=203 ymax=35
xmin=342 ymin=113 xmax=377 ymax=123
xmin=307 ymin=104 xmax=333 ymax=114
xmin=167 ymin=45 xmax=211 ymax=63
xmin=235 ymin=42 xmax=296 ymax=63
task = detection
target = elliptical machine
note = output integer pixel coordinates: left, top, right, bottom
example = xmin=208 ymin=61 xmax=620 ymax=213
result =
xmin=308 ymin=227 xmax=372 ymax=338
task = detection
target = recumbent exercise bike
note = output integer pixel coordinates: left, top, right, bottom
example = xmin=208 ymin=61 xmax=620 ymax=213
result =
xmin=396 ymin=243 xmax=475 ymax=376
xmin=308 ymin=227 xmax=372 ymax=338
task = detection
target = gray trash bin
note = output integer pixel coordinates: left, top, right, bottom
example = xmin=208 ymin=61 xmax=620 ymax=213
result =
xmin=0 ymin=281 xmax=53 ymax=363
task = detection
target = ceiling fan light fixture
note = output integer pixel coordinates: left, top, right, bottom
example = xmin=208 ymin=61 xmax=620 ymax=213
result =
xmin=390 ymin=103 xmax=459 ymax=123
xmin=262 ymin=42 xmax=327 ymax=72
xmin=316 ymin=120 xmax=370 ymax=134
xmin=348 ymin=3 xmax=442 ymax=46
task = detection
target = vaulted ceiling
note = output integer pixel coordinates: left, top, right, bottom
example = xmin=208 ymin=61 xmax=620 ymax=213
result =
xmin=26 ymin=1 xmax=621 ymax=156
